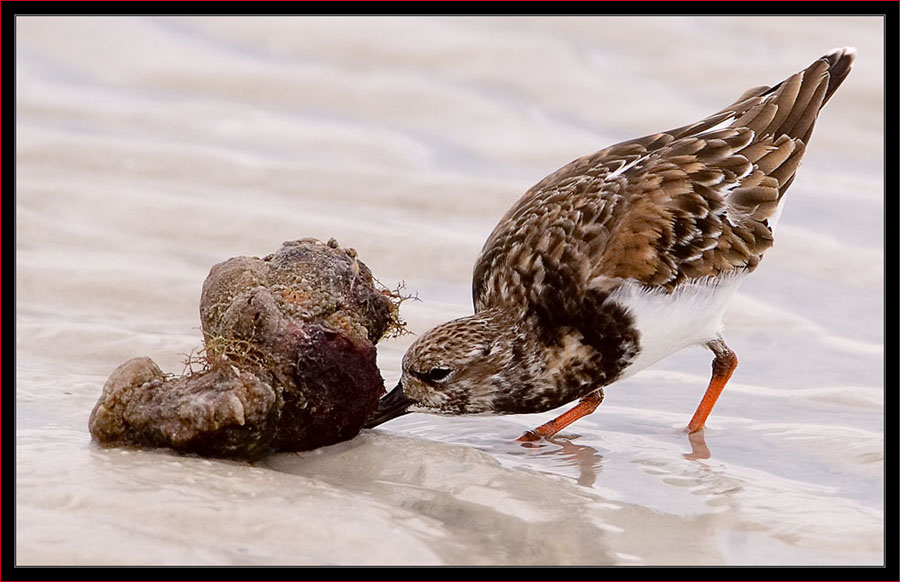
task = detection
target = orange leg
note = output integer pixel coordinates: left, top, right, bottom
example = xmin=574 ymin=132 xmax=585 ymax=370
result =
xmin=686 ymin=338 xmax=738 ymax=433
xmin=517 ymin=389 xmax=605 ymax=442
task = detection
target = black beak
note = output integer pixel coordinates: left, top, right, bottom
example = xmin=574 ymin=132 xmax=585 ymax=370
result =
xmin=364 ymin=380 xmax=415 ymax=429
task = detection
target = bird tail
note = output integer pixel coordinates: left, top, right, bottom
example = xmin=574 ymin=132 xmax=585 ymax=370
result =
xmin=819 ymin=47 xmax=857 ymax=107
xmin=725 ymin=47 xmax=857 ymax=144
xmin=669 ymin=47 xmax=856 ymax=145
xmin=659 ymin=48 xmax=857 ymax=232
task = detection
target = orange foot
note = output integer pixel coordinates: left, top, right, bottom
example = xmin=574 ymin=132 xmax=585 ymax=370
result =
xmin=516 ymin=389 xmax=604 ymax=442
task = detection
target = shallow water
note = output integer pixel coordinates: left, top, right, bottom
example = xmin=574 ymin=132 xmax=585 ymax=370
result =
xmin=16 ymin=16 xmax=884 ymax=565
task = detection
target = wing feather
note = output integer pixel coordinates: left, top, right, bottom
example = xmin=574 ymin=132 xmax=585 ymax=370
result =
xmin=473 ymin=49 xmax=855 ymax=307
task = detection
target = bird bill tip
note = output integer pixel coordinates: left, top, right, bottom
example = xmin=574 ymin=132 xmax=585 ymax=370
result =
xmin=363 ymin=380 xmax=415 ymax=429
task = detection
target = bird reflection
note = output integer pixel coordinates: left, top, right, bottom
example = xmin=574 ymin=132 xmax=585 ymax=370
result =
xmin=683 ymin=429 xmax=711 ymax=460
xmin=514 ymin=426 xmax=712 ymax=481
xmin=517 ymin=433 xmax=604 ymax=487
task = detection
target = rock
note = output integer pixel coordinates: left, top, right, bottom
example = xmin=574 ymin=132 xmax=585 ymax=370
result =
xmin=89 ymin=357 xmax=280 ymax=458
xmin=89 ymin=238 xmax=404 ymax=458
xmin=200 ymin=239 xmax=395 ymax=345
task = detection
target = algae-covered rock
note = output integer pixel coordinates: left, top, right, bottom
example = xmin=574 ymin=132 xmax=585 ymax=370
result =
xmin=89 ymin=238 xmax=404 ymax=458
xmin=200 ymin=239 xmax=396 ymax=344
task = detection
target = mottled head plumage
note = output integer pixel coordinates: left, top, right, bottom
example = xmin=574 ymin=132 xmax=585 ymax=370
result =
xmin=399 ymin=309 xmax=520 ymax=414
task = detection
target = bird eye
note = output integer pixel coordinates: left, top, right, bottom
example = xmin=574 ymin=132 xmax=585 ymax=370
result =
xmin=422 ymin=367 xmax=452 ymax=383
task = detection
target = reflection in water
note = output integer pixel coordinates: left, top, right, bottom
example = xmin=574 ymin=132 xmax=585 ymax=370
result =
xmin=512 ymin=433 xmax=604 ymax=487
xmin=546 ymin=435 xmax=605 ymax=487
xmin=510 ymin=427 xmax=714 ymax=486
xmin=262 ymin=432 xmax=621 ymax=564
xmin=684 ymin=430 xmax=712 ymax=461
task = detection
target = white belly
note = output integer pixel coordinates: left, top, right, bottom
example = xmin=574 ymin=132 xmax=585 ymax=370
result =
xmin=607 ymin=274 xmax=744 ymax=378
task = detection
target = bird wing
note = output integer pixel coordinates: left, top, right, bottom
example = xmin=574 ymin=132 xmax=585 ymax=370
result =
xmin=594 ymin=48 xmax=854 ymax=290
xmin=473 ymin=48 xmax=854 ymax=307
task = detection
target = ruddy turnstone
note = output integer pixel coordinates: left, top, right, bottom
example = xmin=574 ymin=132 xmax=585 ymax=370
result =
xmin=366 ymin=48 xmax=856 ymax=441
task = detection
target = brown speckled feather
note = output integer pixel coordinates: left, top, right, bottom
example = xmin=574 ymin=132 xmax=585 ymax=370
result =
xmin=474 ymin=48 xmax=855 ymax=307
xmin=366 ymin=49 xmax=856 ymax=425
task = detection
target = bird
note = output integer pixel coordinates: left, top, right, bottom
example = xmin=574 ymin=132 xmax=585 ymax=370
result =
xmin=364 ymin=48 xmax=856 ymax=441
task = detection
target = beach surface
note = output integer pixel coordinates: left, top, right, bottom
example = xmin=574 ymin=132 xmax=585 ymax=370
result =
xmin=16 ymin=16 xmax=884 ymax=565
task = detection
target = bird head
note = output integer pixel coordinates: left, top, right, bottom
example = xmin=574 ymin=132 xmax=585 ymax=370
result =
xmin=364 ymin=309 xmax=519 ymax=427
